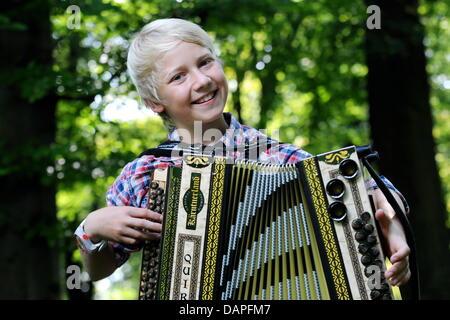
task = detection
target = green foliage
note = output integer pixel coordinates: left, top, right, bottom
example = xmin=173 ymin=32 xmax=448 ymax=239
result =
xmin=420 ymin=0 xmax=450 ymax=221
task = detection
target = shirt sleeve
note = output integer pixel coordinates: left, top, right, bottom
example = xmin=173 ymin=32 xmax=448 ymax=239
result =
xmin=365 ymin=176 xmax=410 ymax=215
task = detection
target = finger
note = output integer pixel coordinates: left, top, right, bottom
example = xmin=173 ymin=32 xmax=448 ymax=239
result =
xmin=390 ymin=260 xmax=410 ymax=284
xmin=392 ymin=269 xmax=410 ymax=286
xmin=128 ymin=217 xmax=163 ymax=233
xmin=396 ymin=269 xmax=411 ymax=286
xmin=142 ymin=232 xmax=162 ymax=241
xmin=372 ymin=189 xmax=396 ymax=219
xmin=374 ymin=209 xmax=390 ymax=227
xmin=126 ymin=207 xmax=154 ymax=219
xmin=390 ymin=246 xmax=410 ymax=264
xmin=390 ymin=267 xmax=410 ymax=286
xmin=386 ymin=260 xmax=406 ymax=279
xmin=119 ymin=235 xmax=142 ymax=246
xmin=127 ymin=208 xmax=163 ymax=222
xmin=122 ymin=227 xmax=158 ymax=241
xmin=148 ymin=210 xmax=163 ymax=222
xmin=386 ymin=258 xmax=409 ymax=283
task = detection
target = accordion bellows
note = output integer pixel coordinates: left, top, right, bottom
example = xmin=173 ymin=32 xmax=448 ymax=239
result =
xmin=139 ymin=146 xmax=400 ymax=300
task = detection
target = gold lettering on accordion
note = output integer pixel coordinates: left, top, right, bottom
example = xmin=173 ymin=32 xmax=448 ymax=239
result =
xmin=303 ymin=157 xmax=351 ymax=300
xmin=173 ymin=234 xmax=202 ymax=299
xmin=183 ymin=173 xmax=204 ymax=230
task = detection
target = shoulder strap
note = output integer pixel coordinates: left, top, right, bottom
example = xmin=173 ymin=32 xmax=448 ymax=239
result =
xmin=138 ymin=140 xmax=182 ymax=158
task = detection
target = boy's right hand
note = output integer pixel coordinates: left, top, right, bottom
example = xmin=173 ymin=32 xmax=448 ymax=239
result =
xmin=83 ymin=206 xmax=163 ymax=246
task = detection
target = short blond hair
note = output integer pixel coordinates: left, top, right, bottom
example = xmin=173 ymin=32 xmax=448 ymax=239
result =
xmin=127 ymin=18 xmax=217 ymax=105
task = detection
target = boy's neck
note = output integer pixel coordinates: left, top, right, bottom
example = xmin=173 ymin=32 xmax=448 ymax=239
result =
xmin=176 ymin=114 xmax=229 ymax=146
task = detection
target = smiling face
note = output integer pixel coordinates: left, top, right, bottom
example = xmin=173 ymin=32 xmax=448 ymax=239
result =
xmin=148 ymin=41 xmax=229 ymax=135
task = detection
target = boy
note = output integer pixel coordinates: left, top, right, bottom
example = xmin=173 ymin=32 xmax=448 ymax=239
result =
xmin=74 ymin=18 xmax=411 ymax=290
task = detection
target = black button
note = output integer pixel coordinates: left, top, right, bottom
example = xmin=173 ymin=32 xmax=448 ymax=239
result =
xmin=370 ymin=290 xmax=381 ymax=300
xmin=355 ymin=231 xmax=367 ymax=242
xmin=380 ymin=283 xmax=390 ymax=291
xmin=328 ymin=201 xmax=347 ymax=221
xmin=361 ymin=255 xmax=372 ymax=266
xmin=351 ymin=218 xmax=364 ymax=230
xmin=363 ymin=224 xmax=374 ymax=233
xmin=373 ymin=259 xmax=383 ymax=268
xmin=367 ymin=234 xmax=377 ymax=244
xmin=339 ymin=159 xmax=359 ymax=179
xmin=326 ymin=179 xmax=346 ymax=199
xmin=360 ymin=211 xmax=371 ymax=222
xmin=151 ymin=181 xmax=159 ymax=189
xmin=358 ymin=243 xmax=370 ymax=254
xmin=369 ymin=247 xmax=380 ymax=257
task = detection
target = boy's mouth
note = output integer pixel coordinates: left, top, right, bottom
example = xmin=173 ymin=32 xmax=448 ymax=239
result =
xmin=192 ymin=90 xmax=218 ymax=105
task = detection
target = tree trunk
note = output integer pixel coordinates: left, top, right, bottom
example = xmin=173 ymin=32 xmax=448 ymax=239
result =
xmin=364 ymin=0 xmax=450 ymax=299
xmin=0 ymin=0 xmax=59 ymax=299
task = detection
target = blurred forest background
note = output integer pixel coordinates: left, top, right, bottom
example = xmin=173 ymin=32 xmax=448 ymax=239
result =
xmin=0 ymin=0 xmax=449 ymax=299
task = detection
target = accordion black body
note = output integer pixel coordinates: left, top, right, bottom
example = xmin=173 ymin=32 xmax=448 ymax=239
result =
xmin=138 ymin=146 xmax=402 ymax=300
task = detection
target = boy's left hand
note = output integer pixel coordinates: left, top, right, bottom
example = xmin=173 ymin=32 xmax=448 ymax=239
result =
xmin=370 ymin=189 xmax=411 ymax=286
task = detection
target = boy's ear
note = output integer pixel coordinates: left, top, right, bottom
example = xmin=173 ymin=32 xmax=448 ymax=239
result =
xmin=143 ymin=98 xmax=165 ymax=114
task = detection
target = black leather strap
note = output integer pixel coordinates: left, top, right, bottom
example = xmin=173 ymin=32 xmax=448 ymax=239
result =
xmin=138 ymin=139 xmax=277 ymax=160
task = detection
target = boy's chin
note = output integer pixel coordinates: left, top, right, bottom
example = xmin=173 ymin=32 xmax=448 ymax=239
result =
xmin=192 ymin=106 xmax=225 ymax=121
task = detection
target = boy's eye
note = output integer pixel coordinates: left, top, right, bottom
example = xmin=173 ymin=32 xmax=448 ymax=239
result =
xmin=170 ymin=73 xmax=183 ymax=82
xmin=200 ymin=58 xmax=213 ymax=67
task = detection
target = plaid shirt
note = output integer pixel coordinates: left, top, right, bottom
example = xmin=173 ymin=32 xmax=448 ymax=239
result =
xmin=104 ymin=112 xmax=409 ymax=263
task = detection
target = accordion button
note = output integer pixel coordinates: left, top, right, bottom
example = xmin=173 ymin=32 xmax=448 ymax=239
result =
xmin=157 ymin=187 xmax=164 ymax=195
xmin=328 ymin=201 xmax=347 ymax=221
xmin=373 ymin=259 xmax=383 ymax=269
xmin=361 ymin=212 xmax=371 ymax=222
xmin=364 ymin=224 xmax=374 ymax=233
xmin=150 ymin=191 xmax=158 ymax=200
xmin=149 ymin=203 xmax=156 ymax=210
xmin=339 ymin=159 xmax=359 ymax=179
xmin=367 ymin=234 xmax=377 ymax=244
xmin=380 ymin=283 xmax=390 ymax=291
xmin=358 ymin=243 xmax=370 ymax=254
xmin=355 ymin=231 xmax=367 ymax=242
xmin=326 ymin=179 xmax=346 ymax=198
xmin=370 ymin=290 xmax=381 ymax=300
xmin=352 ymin=218 xmax=364 ymax=230
xmin=151 ymin=182 xmax=159 ymax=189
xmin=369 ymin=247 xmax=380 ymax=257
xmin=361 ymin=255 xmax=373 ymax=266
xmin=143 ymin=252 xmax=151 ymax=261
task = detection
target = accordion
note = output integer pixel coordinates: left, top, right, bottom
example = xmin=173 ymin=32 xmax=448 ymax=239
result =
xmin=138 ymin=146 xmax=402 ymax=300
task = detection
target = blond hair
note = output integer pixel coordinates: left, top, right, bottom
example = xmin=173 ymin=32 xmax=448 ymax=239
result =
xmin=127 ymin=18 xmax=218 ymax=129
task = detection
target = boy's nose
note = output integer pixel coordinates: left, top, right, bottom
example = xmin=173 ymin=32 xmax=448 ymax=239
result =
xmin=192 ymin=69 xmax=212 ymax=91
